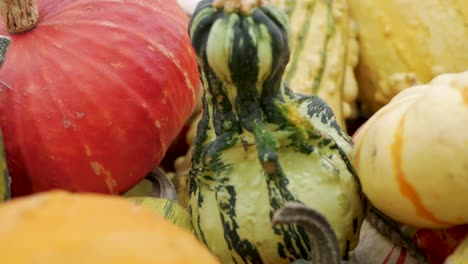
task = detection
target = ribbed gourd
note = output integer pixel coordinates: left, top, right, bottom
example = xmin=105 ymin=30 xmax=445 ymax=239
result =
xmin=188 ymin=0 xmax=367 ymax=263
xmin=0 ymin=36 xmax=10 ymax=202
xmin=270 ymin=0 xmax=359 ymax=129
xmin=348 ymin=0 xmax=468 ymax=114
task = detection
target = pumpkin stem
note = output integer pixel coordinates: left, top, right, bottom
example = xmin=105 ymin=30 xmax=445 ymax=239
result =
xmin=0 ymin=36 xmax=10 ymax=67
xmin=0 ymin=0 xmax=39 ymax=34
xmin=272 ymin=202 xmax=343 ymax=264
xmin=213 ymin=0 xmax=264 ymax=14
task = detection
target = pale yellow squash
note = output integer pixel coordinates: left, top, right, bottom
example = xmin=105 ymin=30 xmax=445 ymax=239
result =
xmin=348 ymin=0 xmax=468 ymax=113
xmin=271 ymin=0 xmax=359 ymax=129
xmin=353 ymin=71 xmax=468 ymax=228
xmin=445 ymin=236 xmax=468 ymax=264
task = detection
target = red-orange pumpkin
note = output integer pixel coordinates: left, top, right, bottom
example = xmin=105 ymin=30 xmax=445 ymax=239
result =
xmin=0 ymin=0 xmax=199 ymax=196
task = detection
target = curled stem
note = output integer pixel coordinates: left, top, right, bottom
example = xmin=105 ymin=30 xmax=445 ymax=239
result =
xmin=145 ymin=167 xmax=178 ymax=201
xmin=272 ymin=202 xmax=342 ymax=264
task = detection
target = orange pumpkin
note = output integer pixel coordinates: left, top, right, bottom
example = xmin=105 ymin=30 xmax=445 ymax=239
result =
xmin=0 ymin=191 xmax=220 ymax=264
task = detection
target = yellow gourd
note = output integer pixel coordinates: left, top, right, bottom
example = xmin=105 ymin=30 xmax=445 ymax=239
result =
xmin=0 ymin=191 xmax=219 ymax=264
xmin=271 ymin=0 xmax=359 ymax=129
xmin=348 ymin=0 xmax=468 ymax=113
xmin=352 ymin=71 xmax=468 ymax=228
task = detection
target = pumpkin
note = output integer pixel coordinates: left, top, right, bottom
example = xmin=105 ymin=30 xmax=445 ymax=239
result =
xmin=0 ymin=35 xmax=9 ymax=202
xmin=0 ymin=0 xmax=200 ymax=196
xmin=352 ymin=71 xmax=468 ymax=228
xmin=270 ymin=0 xmax=359 ymax=129
xmin=348 ymin=0 xmax=468 ymax=114
xmin=0 ymin=191 xmax=220 ymax=264
xmin=187 ymin=0 xmax=368 ymax=263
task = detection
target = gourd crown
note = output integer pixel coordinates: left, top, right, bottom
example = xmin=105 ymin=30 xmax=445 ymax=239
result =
xmin=189 ymin=0 xmax=291 ymax=100
xmin=213 ymin=0 xmax=265 ymax=14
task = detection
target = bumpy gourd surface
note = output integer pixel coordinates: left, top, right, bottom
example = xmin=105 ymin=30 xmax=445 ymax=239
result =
xmin=188 ymin=1 xmax=367 ymax=263
xmin=348 ymin=0 xmax=468 ymax=113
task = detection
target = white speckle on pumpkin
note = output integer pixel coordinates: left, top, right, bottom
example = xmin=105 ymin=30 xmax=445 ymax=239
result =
xmin=62 ymin=118 xmax=72 ymax=128
xmin=90 ymin=161 xmax=118 ymax=194
xmin=98 ymin=21 xmax=118 ymax=28
xmin=154 ymin=120 xmax=161 ymax=128
xmin=161 ymin=89 xmax=168 ymax=104
xmin=111 ymin=63 xmax=123 ymax=68
xmin=76 ymin=112 xmax=85 ymax=119
xmin=52 ymin=41 xmax=62 ymax=49
xmin=84 ymin=145 xmax=92 ymax=157
xmin=149 ymin=42 xmax=196 ymax=102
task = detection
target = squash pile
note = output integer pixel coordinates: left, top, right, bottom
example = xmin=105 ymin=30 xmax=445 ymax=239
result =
xmin=0 ymin=0 xmax=467 ymax=263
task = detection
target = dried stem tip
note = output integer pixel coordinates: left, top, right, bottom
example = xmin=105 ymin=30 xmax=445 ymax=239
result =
xmin=0 ymin=0 xmax=39 ymax=34
xmin=213 ymin=0 xmax=265 ymax=15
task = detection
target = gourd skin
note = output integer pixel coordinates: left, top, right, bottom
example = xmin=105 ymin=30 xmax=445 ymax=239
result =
xmin=353 ymin=71 xmax=468 ymax=228
xmin=348 ymin=0 xmax=468 ymax=113
xmin=271 ymin=0 xmax=359 ymax=129
xmin=188 ymin=1 xmax=367 ymax=263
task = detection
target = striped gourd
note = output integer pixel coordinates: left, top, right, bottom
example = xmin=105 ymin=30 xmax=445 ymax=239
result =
xmin=188 ymin=1 xmax=368 ymax=263
xmin=0 ymin=36 xmax=10 ymax=202
xmin=270 ymin=0 xmax=359 ymax=129
xmin=127 ymin=197 xmax=193 ymax=232
xmin=122 ymin=168 xmax=192 ymax=230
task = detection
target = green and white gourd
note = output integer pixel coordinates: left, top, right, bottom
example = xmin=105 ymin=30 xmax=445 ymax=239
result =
xmin=188 ymin=0 xmax=368 ymax=263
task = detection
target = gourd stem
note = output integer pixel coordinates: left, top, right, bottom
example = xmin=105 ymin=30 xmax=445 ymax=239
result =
xmin=0 ymin=0 xmax=39 ymax=34
xmin=273 ymin=202 xmax=343 ymax=264
xmin=213 ymin=0 xmax=264 ymax=14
